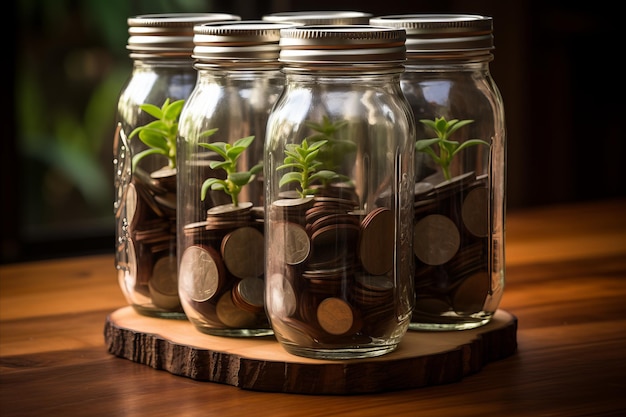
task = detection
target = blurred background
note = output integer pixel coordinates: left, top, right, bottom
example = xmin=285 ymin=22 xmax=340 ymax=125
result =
xmin=3 ymin=0 xmax=623 ymax=264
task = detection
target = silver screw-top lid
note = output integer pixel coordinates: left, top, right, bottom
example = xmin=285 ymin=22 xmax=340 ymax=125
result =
xmin=262 ymin=11 xmax=372 ymax=25
xmin=192 ymin=21 xmax=295 ymax=67
xmin=127 ymin=13 xmax=241 ymax=59
xmin=369 ymin=14 xmax=493 ymax=60
xmin=278 ymin=25 xmax=406 ymax=69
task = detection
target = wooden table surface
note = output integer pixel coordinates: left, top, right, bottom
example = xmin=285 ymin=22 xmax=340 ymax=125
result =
xmin=1 ymin=198 xmax=625 ymax=416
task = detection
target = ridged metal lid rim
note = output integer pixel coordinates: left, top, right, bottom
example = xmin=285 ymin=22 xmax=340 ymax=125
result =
xmin=126 ymin=13 xmax=242 ymax=56
xmin=128 ymin=13 xmax=241 ymax=27
xmin=262 ymin=11 xmax=372 ymax=25
xmin=192 ymin=21 xmax=295 ymax=62
xmin=278 ymin=25 xmax=406 ymax=65
xmin=369 ymin=14 xmax=493 ymax=52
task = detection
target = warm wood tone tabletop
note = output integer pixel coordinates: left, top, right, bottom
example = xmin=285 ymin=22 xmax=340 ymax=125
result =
xmin=1 ymin=198 xmax=625 ymax=416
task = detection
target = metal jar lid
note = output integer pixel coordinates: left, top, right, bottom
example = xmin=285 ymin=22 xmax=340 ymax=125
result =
xmin=262 ymin=11 xmax=372 ymax=25
xmin=127 ymin=13 xmax=241 ymax=59
xmin=192 ymin=21 xmax=295 ymax=66
xmin=278 ymin=25 xmax=406 ymax=68
xmin=369 ymin=14 xmax=493 ymax=59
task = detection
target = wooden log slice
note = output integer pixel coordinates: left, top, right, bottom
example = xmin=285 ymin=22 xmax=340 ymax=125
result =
xmin=104 ymin=306 xmax=517 ymax=394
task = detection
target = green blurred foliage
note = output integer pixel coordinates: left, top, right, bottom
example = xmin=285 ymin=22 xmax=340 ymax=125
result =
xmin=15 ymin=0 xmax=214 ymax=239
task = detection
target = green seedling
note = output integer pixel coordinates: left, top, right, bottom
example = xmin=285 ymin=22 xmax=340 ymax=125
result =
xmin=277 ymin=138 xmax=341 ymax=198
xmin=417 ymin=116 xmax=489 ymax=181
xmin=128 ymin=98 xmax=184 ymax=171
xmin=305 ymin=116 xmax=356 ymax=172
xmin=199 ymin=133 xmax=262 ymax=207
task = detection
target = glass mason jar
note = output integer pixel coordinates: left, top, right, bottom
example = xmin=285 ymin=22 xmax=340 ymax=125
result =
xmin=176 ymin=21 xmax=292 ymax=337
xmin=262 ymin=10 xmax=372 ymax=25
xmin=113 ymin=13 xmax=240 ymax=319
xmin=370 ymin=14 xmax=506 ymax=331
xmin=264 ymin=25 xmax=416 ymax=359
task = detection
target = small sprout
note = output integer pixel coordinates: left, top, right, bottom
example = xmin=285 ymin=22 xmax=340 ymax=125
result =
xmin=277 ymin=138 xmax=341 ymax=198
xmin=128 ymin=98 xmax=184 ymax=171
xmin=199 ymin=133 xmax=262 ymax=207
xmin=417 ymin=116 xmax=489 ymax=181
xmin=305 ymin=116 xmax=356 ymax=172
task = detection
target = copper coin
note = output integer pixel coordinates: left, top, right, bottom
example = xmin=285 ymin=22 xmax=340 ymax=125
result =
xmin=413 ymin=214 xmax=460 ymax=266
xmin=179 ymin=245 xmax=225 ymax=302
xmin=452 ymin=271 xmax=489 ymax=314
xmin=359 ymin=207 xmax=394 ymax=275
xmin=221 ymin=226 xmax=265 ymax=279
xmin=149 ymin=255 xmax=179 ymax=309
xmin=462 ymin=186 xmax=489 ymax=237
xmin=316 ymin=297 xmax=355 ymax=336
xmin=216 ymin=290 xmax=258 ymax=328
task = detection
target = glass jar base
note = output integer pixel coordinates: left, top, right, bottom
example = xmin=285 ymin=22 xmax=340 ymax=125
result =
xmin=409 ymin=313 xmax=493 ymax=331
xmin=280 ymin=342 xmax=399 ymax=360
xmin=132 ymin=305 xmax=187 ymax=320
xmin=193 ymin=323 xmax=274 ymax=338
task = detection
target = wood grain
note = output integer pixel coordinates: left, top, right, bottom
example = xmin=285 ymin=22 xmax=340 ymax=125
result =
xmin=104 ymin=306 xmax=517 ymax=394
xmin=1 ymin=198 xmax=625 ymax=416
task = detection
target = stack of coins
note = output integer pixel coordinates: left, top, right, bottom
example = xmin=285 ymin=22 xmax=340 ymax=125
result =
xmin=267 ymin=187 xmax=399 ymax=348
xmin=412 ymin=172 xmax=490 ymax=323
xmin=180 ymin=202 xmax=270 ymax=331
xmin=124 ymin=167 xmax=180 ymax=311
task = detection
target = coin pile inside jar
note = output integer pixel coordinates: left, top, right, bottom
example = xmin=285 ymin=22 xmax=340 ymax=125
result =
xmin=412 ymin=172 xmax=490 ymax=322
xmin=267 ymin=185 xmax=399 ymax=347
xmin=124 ymin=166 xmax=180 ymax=310
xmin=180 ymin=201 xmax=269 ymax=330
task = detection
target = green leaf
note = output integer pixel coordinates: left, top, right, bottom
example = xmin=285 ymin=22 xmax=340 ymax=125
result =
xmin=163 ymin=99 xmax=185 ymax=121
xmin=139 ymin=103 xmax=163 ymax=120
xmin=199 ymin=142 xmax=229 ymax=159
xmin=248 ymin=162 xmax=263 ymax=176
xmin=201 ymin=178 xmax=226 ymax=200
xmin=307 ymin=139 xmax=328 ymax=152
xmin=199 ymin=128 xmax=219 ymax=138
xmin=419 ymin=119 xmax=438 ymax=131
xmin=446 ymin=119 xmax=474 ymax=137
xmin=209 ymin=160 xmax=232 ymax=170
xmin=233 ymin=135 xmax=255 ymax=148
xmin=139 ymin=130 xmax=169 ymax=150
xmin=226 ymin=145 xmax=247 ymax=161
xmin=230 ymin=171 xmax=253 ymax=186
xmin=310 ymin=170 xmax=339 ymax=182
xmin=276 ymin=162 xmax=301 ymax=171
xmin=304 ymin=149 xmax=320 ymax=164
xmin=279 ymin=171 xmax=303 ymax=188
xmin=454 ymin=139 xmax=490 ymax=154
xmin=132 ymin=148 xmax=166 ymax=170
xmin=415 ymin=138 xmax=440 ymax=151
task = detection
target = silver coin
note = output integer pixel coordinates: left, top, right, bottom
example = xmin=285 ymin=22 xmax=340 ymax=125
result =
xmin=125 ymin=182 xmax=138 ymax=229
xmin=267 ymin=273 xmax=297 ymax=317
xmin=207 ymin=201 xmax=253 ymax=217
xmin=413 ymin=214 xmax=460 ymax=265
xmin=236 ymin=277 xmax=265 ymax=310
xmin=272 ymin=221 xmax=310 ymax=265
xmin=179 ymin=245 xmax=223 ymax=302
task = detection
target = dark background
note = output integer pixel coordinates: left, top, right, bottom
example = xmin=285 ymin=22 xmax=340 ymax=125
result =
xmin=3 ymin=0 xmax=623 ymax=264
